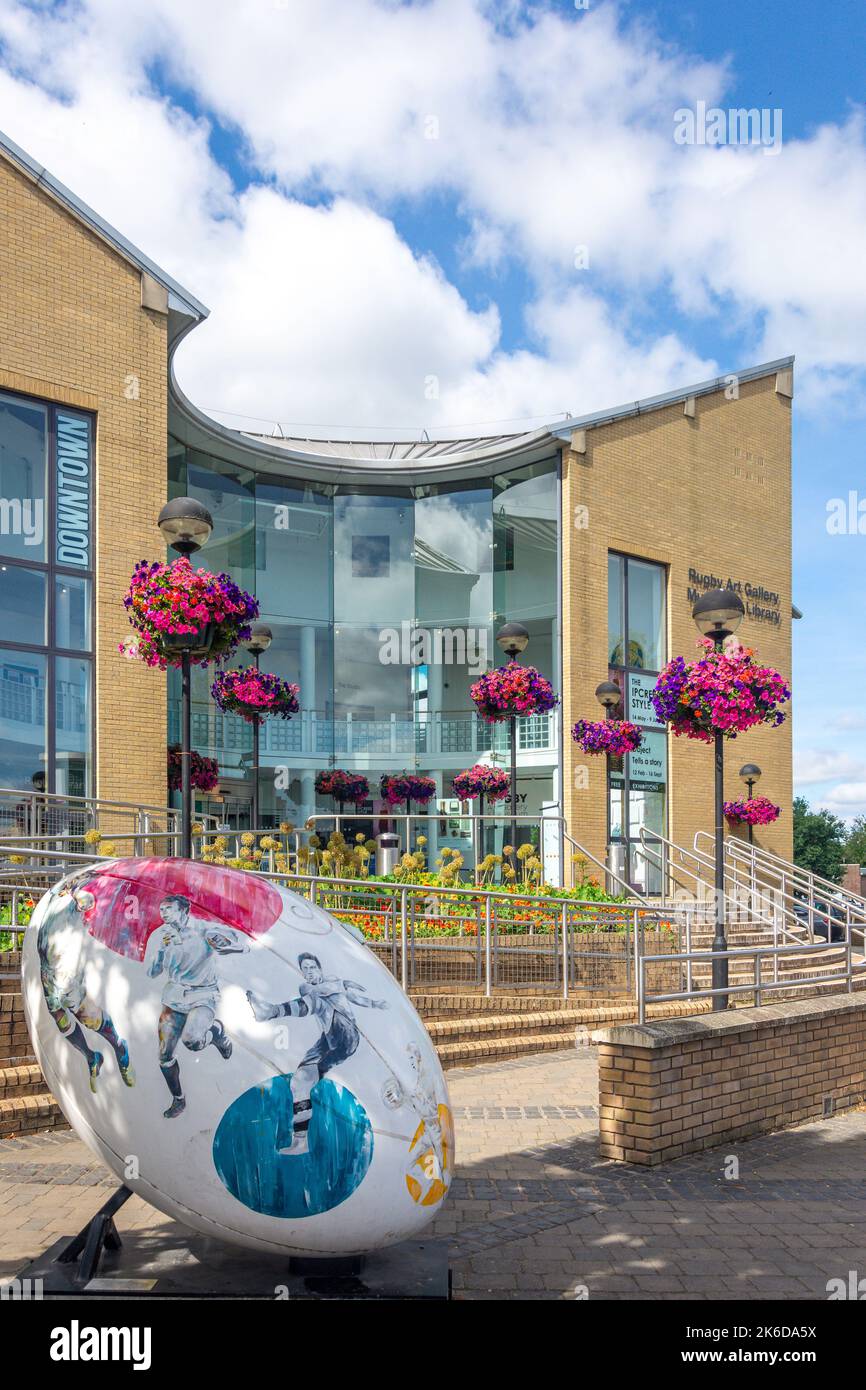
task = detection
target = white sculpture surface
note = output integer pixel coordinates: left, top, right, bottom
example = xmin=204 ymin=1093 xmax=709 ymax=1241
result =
xmin=23 ymin=858 xmax=454 ymax=1255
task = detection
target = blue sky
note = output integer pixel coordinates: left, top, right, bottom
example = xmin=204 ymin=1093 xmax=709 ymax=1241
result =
xmin=0 ymin=0 xmax=864 ymax=813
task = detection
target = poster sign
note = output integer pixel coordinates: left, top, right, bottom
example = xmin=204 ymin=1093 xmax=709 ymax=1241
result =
xmin=628 ymin=729 xmax=667 ymax=791
xmin=627 ymin=672 xmax=663 ymax=728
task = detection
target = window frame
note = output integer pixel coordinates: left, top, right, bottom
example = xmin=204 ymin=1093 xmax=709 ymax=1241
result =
xmin=606 ymin=551 xmax=669 ymax=886
xmin=0 ymin=390 xmax=95 ymax=796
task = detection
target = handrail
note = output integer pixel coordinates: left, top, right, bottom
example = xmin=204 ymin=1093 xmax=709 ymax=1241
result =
xmin=695 ymin=829 xmax=866 ymax=950
xmin=562 ymin=829 xmax=645 ymax=902
xmin=640 ymin=827 xmax=808 ymax=949
xmin=638 ymin=936 xmax=861 ymax=1023
xmin=720 ymin=833 xmax=866 ymax=917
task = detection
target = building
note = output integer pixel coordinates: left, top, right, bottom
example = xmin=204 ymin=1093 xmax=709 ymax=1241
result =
xmin=0 ymin=130 xmax=794 ymax=883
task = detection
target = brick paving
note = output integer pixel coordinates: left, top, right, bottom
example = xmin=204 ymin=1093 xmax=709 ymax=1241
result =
xmin=2 ymin=1049 xmax=866 ymax=1299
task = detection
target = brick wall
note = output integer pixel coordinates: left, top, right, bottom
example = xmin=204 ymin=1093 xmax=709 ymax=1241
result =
xmin=561 ymin=372 xmax=793 ymax=870
xmin=593 ymin=994 xmax=866 ymax=1165
xmin=0 ymin=151 xmax=169 ymax=810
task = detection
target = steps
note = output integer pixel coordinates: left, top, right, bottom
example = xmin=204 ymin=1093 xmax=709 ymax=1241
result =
xmin=412 ymin=993 xmax=713 ymax=1068
xmin=0 ymin=952 xmax=65 ymax=1138
xmin=0 ymin=1064 xmax=66 ymax=1137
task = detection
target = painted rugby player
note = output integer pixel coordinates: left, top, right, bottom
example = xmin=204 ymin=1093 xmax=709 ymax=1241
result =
xmin=247 ymin=952 xmax=388 ymax=1155
xmin=147 ymin=894 xmax=248 ymax=1119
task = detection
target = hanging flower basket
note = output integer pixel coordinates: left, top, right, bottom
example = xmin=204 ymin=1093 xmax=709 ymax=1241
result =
xmin=470 ymin=665 xmax=559 ymax=723
xmin=121 ymin=556 xmax=259 ymax=669
xmin=211 ymin=667 xmax=300 ymax=725
xmin=380 ymin=773 xmax=437 ymax=807
xmin=167 ymin=746 xmax=219 ymax=793
xmin=724 ymin=796 xmax=781 ymax=827
xmin=315 ymin=769 xmax=370 ymax=804
xmin=571 ymin=719 xmax=644 ymax=757
xmin=651 ymin=640 xmax=791 ymax=744
xmin=452 ymin=765 xmax=511 ymax=802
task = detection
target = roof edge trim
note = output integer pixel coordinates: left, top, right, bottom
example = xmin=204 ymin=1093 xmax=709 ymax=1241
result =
xmin=551 ymin=356 xmax=795 ymax=440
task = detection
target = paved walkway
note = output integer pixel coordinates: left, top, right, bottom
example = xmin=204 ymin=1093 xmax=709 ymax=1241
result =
xmin=3 ymin=1050 xmax=866 ymax=1299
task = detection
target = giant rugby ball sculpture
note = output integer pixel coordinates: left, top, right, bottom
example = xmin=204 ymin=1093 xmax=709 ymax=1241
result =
xmin=22 ymin=858 xmax=453 ymax=1256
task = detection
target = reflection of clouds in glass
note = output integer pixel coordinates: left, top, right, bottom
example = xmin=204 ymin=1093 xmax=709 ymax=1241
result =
xmin=415 ymin=496 xmax=491 ymax=573
xmin=334 ymin=625 xmax=410 ymax=712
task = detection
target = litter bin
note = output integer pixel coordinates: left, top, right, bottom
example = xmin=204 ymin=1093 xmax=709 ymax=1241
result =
xmin=376 ymin=831 xmax=400 ymax=876
xmin=606 ymin=843 xmax=627 ymax=896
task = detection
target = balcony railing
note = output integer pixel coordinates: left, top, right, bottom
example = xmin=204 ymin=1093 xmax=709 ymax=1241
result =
xmin=168 ymin=705 xmax=559 ymax=760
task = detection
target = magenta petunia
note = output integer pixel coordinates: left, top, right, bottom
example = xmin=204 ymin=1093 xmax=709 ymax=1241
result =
xmin=315 ymin=769 xmax=370 ymax=804
xmin=167 ymin=746 xmax=219 ymax=793
xmin=651 ymin=640 xmax=790 ymax=743
xmin=571 ymin=719 xmax=644 ymax=757
xmin=211 ymin=667 xmax=300 ymax=725
xmin=452 ymin=764 xmax=511 ymax=802
xmin=470 ymin=665 xmax=559 ymax=723
xmin=121 ymin=556 xmax=259 ymax=669
xmin=723 ymin=796 xmax=781 ymax=826
xmin=380 ymin=772 xmax=437 ymax=806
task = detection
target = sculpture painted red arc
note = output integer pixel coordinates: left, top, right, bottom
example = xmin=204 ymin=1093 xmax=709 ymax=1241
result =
xmin=69 ymin=858 xmax=284 ymax=962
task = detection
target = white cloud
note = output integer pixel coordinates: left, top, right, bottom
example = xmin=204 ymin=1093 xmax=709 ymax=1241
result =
xmin=795 ymin=749 xmax=866 ymax=785
xmin=0 ymin=0 xmax=863 ymax=431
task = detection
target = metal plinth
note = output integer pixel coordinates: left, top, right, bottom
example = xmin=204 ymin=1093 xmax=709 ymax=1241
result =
xmin=15 ymin=1187 xmax=451 ymax=1300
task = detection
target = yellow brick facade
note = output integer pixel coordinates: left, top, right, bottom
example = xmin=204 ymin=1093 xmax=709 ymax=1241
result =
xmin=561 ymin=373 xmax=793 ymax=872
xmin=0 ymin=151 xmax=168 ymax=809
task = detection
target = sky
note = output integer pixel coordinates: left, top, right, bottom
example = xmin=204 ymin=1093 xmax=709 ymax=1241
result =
xmin=0 ymin=0 xmax=864 ymax=817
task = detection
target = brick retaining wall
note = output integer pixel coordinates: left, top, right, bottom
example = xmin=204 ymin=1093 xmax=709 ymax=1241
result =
xmin=592 ymin=993 xmax=866 ymax=1166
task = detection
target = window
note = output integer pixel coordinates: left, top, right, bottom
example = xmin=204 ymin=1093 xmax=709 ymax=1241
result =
xmin=607 ymin=553 xmax=668 ymax=890
xmin=352 ymin=534 xmax=390 ymax=578
xmin=0 ymin=391 xmax=94 ymax=793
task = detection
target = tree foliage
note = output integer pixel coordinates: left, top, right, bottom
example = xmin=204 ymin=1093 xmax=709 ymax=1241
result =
xmin=793 ymin=796 xmax=846 ymax=882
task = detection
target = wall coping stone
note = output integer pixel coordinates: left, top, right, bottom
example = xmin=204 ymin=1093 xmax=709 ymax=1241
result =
xmin=592 ymin=991 xmax=866 ymax=1050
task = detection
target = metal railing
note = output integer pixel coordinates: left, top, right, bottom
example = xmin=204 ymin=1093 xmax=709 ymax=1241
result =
xmin=169 ymin=704 xmax=559 ymax=759
xmin=0 ymin=850 xmax=691 ymax=1000
xmin=638 ymin=936 xmax=863 ymax=1023
xmin=0 ymin=787 xmax=182 ymax=844
xmin=698 ymin=831 xmax=866 ymax=949
xmin=639 ymin=827 xmax=807 ymax=947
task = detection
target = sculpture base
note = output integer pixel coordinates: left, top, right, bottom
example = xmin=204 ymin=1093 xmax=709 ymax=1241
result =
xmin=15 ymin=1189 xmax=450 ymax=1300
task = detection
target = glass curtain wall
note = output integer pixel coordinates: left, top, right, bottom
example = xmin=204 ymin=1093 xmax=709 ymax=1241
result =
xmin=169 ymin=438 xmax=559 ymax=855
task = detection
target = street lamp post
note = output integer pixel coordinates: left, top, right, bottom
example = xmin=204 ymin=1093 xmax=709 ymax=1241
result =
xmin=739 ymin=762 xmax=762 ymax=845
xmin=242 ymin=625 xmax=273 ymax=833
xmin=496 ymin=621 xmax=529 ymax=849
xmin=157 ymin=497 xmax=214 ymax=859
xmin=692 ymin=587 xmax=746 ymax=1011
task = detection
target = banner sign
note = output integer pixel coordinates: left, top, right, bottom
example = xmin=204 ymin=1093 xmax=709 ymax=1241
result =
xmin=55 ymin=412 xmax=91 ymax=568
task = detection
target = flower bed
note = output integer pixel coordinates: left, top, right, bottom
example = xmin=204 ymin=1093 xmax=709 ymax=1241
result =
xmin=121 ymin=557 xmax=258 ymax=668
xmin=571 ymin=718 xmax=643 ymax=756
xmin=451 ymin=765 xmax=510 ymax=801
xmin=651 ymin=640 xmax=790 ymax=743
xmin=723 ymin=796 xmax=781 ymax=826
xmin=380 ymin=773 xmax=437 ymax=806
xmin=315 ymin=769 xmax=370 ymax=803
xmin=470 ymin=665 xmax=558 ymax=723
xmin=212 ymin=667 xmax=300 ymax=724
xmin=167 ymin=746 xmax=219 ymax=792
